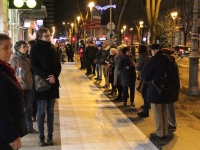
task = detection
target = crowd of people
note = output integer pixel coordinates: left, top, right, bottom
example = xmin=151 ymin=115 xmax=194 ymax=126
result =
xmin=0 ymin=28 xmax=180 ymax=149
xmin=78 ymin=40 xmax=180 ymax=139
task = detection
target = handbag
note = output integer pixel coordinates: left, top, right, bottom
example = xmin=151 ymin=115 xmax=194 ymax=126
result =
xmin=136 ymin=80 xmax=144 ymax=93
xmin=34 ymin=75 xmax=51 ymax=92
xmin=151 ymin=77 xmax=170 ymax=95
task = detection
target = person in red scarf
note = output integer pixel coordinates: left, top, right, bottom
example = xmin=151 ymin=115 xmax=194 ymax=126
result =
xmin=0 ymin=33 xmax=27 ymax=150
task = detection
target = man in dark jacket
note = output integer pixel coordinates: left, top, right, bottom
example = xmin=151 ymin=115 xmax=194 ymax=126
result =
xmin=141 ymin=44 xmax=177 ymax=138
xmin=30 ymin=28 xmax=61 ymax=146
xmin=85 ymin=41 xmax=98 ymax=75
xmin=65 ymin=42 xmax=74 ymax=62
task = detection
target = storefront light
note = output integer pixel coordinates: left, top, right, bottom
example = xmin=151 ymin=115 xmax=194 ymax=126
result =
xmin=14 ymin=0 xmax=24 ymax=8
xmin=27 ymin=0 xmax=37 ymax=8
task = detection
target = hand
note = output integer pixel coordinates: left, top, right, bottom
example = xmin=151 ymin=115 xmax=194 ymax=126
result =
xmin=16 ymin=76 xmax=23 ymax=83
xmin=133 ymin=61 xmax=137 ymax=66
xmin=126 ymin=66 xmax=130 ymax=70
xmin=46 ymin=75 xmax=55 ymax=84
xmin=9 ymin=137 xmax=21 ymax=150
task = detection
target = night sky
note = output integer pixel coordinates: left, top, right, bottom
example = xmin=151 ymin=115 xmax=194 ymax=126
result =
xmin=53 ymin=0 xmax=146 ymax=36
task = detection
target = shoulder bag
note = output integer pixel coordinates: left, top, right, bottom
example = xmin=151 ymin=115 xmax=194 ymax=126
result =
xmin=34 ymin=75 xmax=51 ymax=92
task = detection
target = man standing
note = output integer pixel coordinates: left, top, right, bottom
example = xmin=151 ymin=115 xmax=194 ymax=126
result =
xmin=141 ymin=44 xmax=177 ymax=138
xmin=30 ymin=27 xmax=61 ymax=146
xmin=85 ymin=41 xmax=98 ymax=75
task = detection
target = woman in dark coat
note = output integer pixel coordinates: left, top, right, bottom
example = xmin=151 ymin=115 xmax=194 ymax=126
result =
xmin=118 ymin=46 xmax=136 ymax=106
xmin=0 ymin=33 xmax=27 ymax=150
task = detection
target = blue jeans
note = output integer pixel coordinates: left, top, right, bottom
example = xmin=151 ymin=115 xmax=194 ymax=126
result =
xmin=96 ymin=64 xmax=102 ymax=79
xmin=37 ymin=98 xmax=55 ymax=135
xmin=24 ymin=90 xmax=33 ymax=130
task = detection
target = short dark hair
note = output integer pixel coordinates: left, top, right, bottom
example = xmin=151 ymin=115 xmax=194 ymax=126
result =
xmin=28 ymin=40 xmax=36 ymax=47
xmin=14 ymin=40 xmax=27 ymax=51
xmin=0 ymin=33 xmax=11 ymax=45
xmin=122 ymin=46 xmax=130 ymax=54
xmin=138 ymin=44 xmax=148 ymax=54
xmin=36 ymin=27 xmax=50 ymax=40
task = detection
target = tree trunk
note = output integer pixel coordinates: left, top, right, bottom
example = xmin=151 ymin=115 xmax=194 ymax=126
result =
xmin=116 ymin=0 xmax=128 ymax=45
xmin=184 ymin=33 xmax=187 ymax=45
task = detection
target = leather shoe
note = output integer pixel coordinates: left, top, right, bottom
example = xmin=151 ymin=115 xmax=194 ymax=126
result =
xmin=150 ymin=133 xmax=167 ymax=139
xmin=114 ymin=97 xmax=122 ymax=101
xmin=137 ymin=112 xmax=149 ymax=117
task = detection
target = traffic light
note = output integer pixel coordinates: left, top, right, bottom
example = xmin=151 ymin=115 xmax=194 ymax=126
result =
xmin=72 ymin=37 xmax=75 ymax=42
xmin=125 ymin=37 xmax=128 ymax=41
xmin=9 ymin=0 xmax=41 ymax=9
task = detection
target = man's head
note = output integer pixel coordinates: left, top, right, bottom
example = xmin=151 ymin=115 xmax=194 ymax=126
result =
xmin=151 ymin=44 xmax=162 ymax=56
xmin=102 ymin=40 xmax=110 ymax=48
xmin=36 ymin=27 xmax=51 ymax=42
xmin=89 ymin=41 xmax=94 ymax=46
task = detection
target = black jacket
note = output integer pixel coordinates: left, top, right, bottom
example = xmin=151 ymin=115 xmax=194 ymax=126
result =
xmin=0 ymin=64 xmax=27 ymax=144
xmin=141 ymin=51 xmax=177 ymax=104
xmin=118 ymin=55 xmax=136 ymax=87
xmin=85 ymin=46 xmax=98 ymax=60
xmin=30 ymin=40 xmax=61 ymax=100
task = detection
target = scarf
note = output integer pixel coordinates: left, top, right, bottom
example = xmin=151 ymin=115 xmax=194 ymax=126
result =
xmin=0 ymin=59 xmax=24 ymax=96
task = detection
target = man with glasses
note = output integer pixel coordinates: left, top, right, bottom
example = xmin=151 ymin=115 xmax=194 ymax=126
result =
xmin=30 ymin=28 xmax=61 ymax=146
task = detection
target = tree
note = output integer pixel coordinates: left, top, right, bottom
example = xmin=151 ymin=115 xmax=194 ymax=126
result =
xmin=145 ymin=0 xmax=162 ymax=44
xmin=115 ymin=0 xmax=129 ymax=45
xmin=177 ymin=0 xmax=193 ymax=45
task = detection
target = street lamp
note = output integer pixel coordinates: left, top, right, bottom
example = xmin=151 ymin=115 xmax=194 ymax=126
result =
xmin=170 ymin=11 xmax=178 ymax=46
xmin=129 ymin=28 xmax=133 ymax=45
xmin=14 ymin=0 xmax=36 ymax=8
xmin=123 ymin=25 xmax=126 ymax=42
xmin=139 ymin=21 xmax=144 ymax=43
xmin=121 ymin=29 xmax=124 ymax=43
xmin=71 ymin=23 xmax=74 ymax=43
xmin=88 ymin=1 xmax=95 ymax=38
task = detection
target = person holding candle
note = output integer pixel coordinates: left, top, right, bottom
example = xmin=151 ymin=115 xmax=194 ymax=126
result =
xmin=0 ymin=33 xmax=27 ymax=150
xmin=9 ymin=40 xmax=37 ymax=134
xmin=30 ymin=27 xmax=61 ymax=146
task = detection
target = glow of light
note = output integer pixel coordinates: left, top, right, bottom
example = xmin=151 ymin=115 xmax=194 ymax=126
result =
xmin=26 ymin=0 xmax=36 ymax=8
xmin=14 ymin=0 xmax=24 ymax=8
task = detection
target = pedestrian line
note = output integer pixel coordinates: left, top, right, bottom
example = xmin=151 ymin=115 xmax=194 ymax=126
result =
xmin=58 ymin=63 xmax=158 ymax=150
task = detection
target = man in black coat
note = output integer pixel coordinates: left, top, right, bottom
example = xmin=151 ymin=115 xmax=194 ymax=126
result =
xmin=85 ymin=41 xmax=98 ymax=75
xmin=30 ymin=28 xmax=61 ymax=146
xmin=141 ymin=44 xmax=177 ymax=138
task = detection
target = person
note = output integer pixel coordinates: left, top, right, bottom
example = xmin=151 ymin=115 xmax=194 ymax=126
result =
xmin=65 ymin=42 xmax=74 ymax=62
xmin=9 ymin=40 xmax=37 ymax=134
xmin=78 ymin=40 xmax=85 ymax=70
xmin=141 ymin=44 xmax=177 ymax=138
xmin=118 ymin=46 xmax=136 ymax=106
xmin=113 ymin=44 xmax=126 ymax=101
xmin=106 ymin=47 xmax=117 ymax=96
xmin=85 ymin=41 xmax=98 ymax=75
xmin=100 ymin=40 xmax=110 ymax=88
xmin=28 ymin=40 xmax=37 ymax=122
xmin=60 ymin=43 xmax=66 ymax=62
xmin=94 ymin=44 xmax=103 ymax=80
xmin=163 ymin=48 xmax=180 ymax=130
xmin=30 ymin=27 xmax=61 ymax=146
xmin=135 ymin=44 xmax=151 ymax=117
xmin=0 ymin=33 xmax=27 ymax=150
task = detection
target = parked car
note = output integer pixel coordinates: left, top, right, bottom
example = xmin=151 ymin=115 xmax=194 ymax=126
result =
xmin=172 ymin=45 xmax=191 ymax=57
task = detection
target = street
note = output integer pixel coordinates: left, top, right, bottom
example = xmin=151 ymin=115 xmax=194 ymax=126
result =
xmin=177 ymin=56 xmax=200 ymax=88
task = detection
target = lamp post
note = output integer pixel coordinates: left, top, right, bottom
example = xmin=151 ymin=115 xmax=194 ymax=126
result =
xmin=139 ymin=21 xmax=144 ymax=43
xmin=187 ymin=0 xmax=200 ymax=96
xmin=129 ymin=28 xmax=133 ymax=45
xmin=77 ymin=16 xmax=80 ymax=40
xmin=170 ymin=11 xmax=178 ymax=46
xmin=71 ymin=23 xmax=74 ymax=44
xmin=88 ymin=1 xmax=94 ymax=38
xmin=121 ymin=29 xmax=124 ymax=43
xmin=123 ymin=25 xmax=126 ymax=42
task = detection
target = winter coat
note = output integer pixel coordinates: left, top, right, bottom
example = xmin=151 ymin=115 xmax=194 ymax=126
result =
xmin=78 ymin=43 xmax=85 ymax=58
xmin=100 ymin=46 xmax=110 ymax=65
xmin=9 ymin=51 xmax=32 ymax=90
xmin=0 ymin=64 xmax=27 ymax=144
xmin=30 ymin=40 xmax=61 ymax=100
xmin=136 ymin=52 xmax=151 ymax=83
xmin=113 ymin=54 xmax=123 ymax=85
xmin=65 ymin=44 xmax=74 ymax=58
xmin=85 ymin=46 xmax=98 ymax=60
xmin=95 ymin=49 xmax=103 ymax=64
xmin=141 ymin=50 xmax=177 ymax=104
xmin=108 ymin=54 xmax=116 ymax=83
xmin=118 ymin=55 xmax=136 ymax=87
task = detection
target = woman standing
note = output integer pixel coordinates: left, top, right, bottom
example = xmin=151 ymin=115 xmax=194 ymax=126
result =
xmin=0 ymin=33 xmax=27 ymax=150
xmin=118 ymin=46 xmax=136 ymax=106
xmin=9 ymin=40 xmax=37 ymax=133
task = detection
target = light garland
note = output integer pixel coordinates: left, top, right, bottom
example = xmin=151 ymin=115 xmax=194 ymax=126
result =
xmin=95 ymin=4 xmax=116 ymax=11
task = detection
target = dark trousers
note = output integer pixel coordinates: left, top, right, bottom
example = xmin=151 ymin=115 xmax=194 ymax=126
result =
xmin=123 ymin=86 xmax=135 ymax=102
xmin=80 ymin=57 xmax=84 ymax=69
xmin=116 ymin=85 xmax=122 ymax=98
xmin=32 ymin=99 xmax=37 ymax=118
xmin=86 ymin=58 xmax=95 ymax=74
xmin=142 ymin=84 xmax=150 ymax=114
